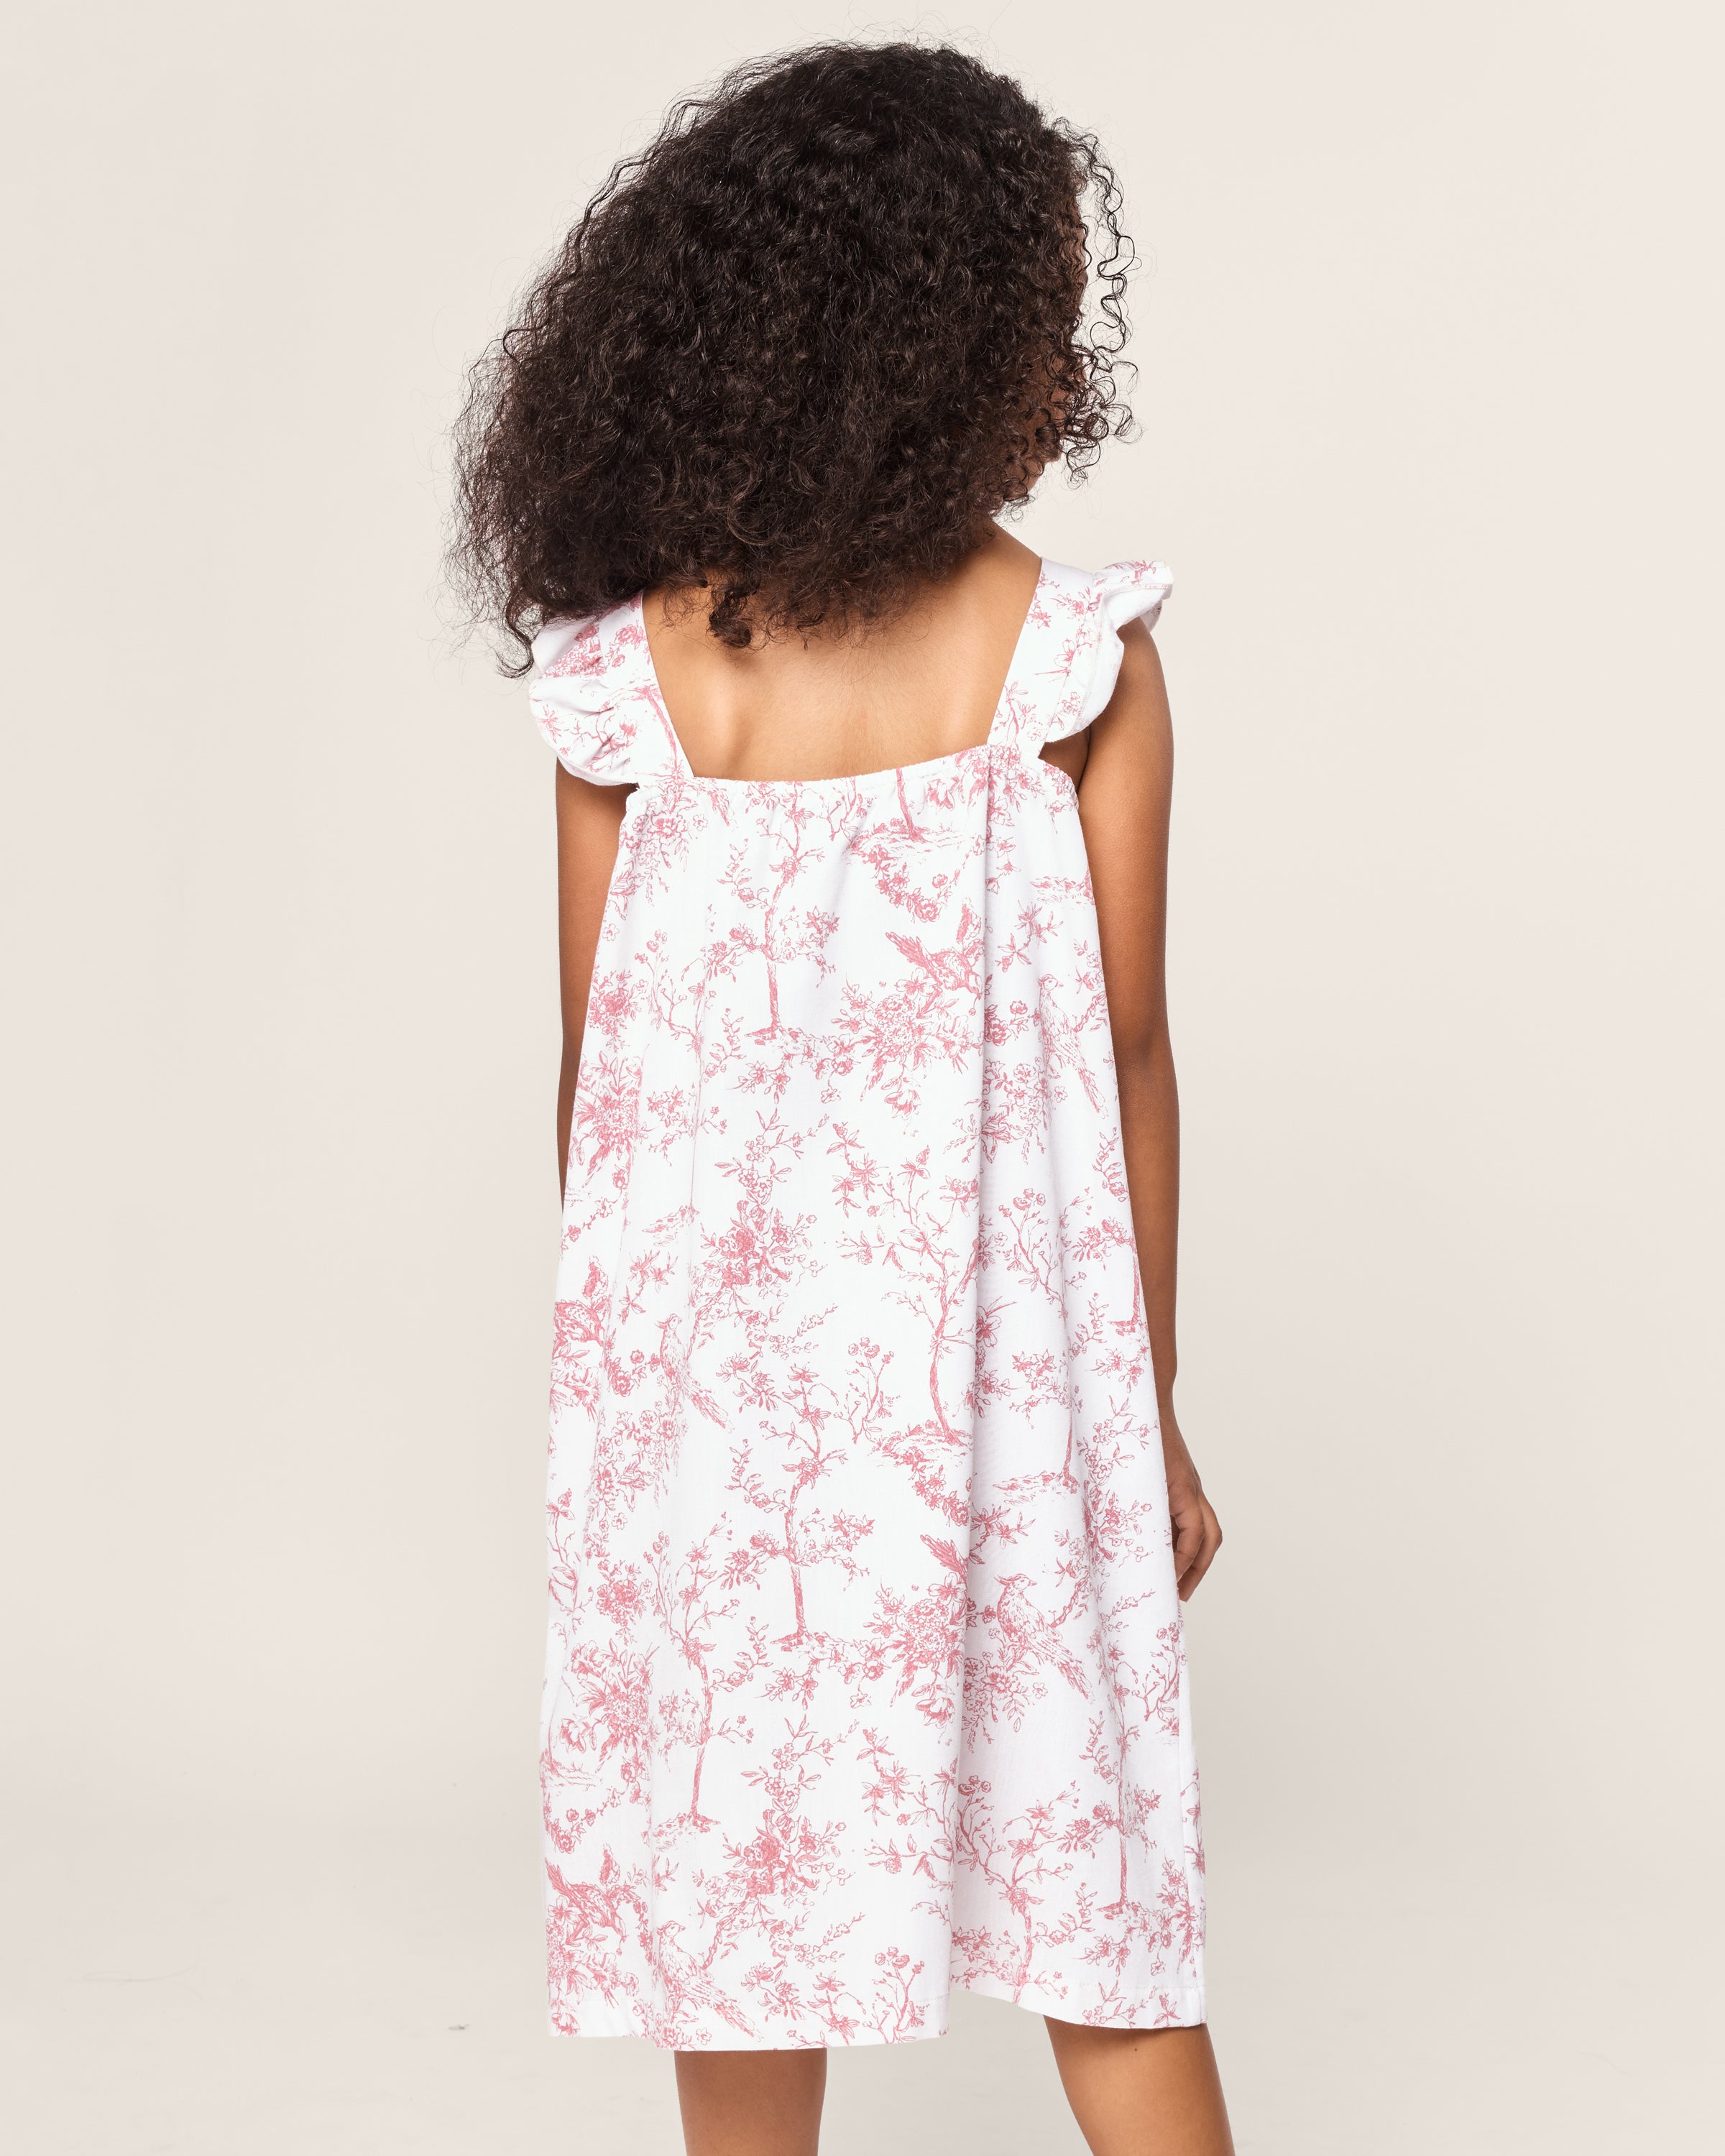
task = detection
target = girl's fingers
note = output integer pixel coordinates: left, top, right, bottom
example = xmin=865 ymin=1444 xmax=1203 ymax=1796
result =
xmin=1171 ymin=1503 xmax=1205 ymax=1579
xmin=1176 ymin=1501 xmax=1223 ymax=1599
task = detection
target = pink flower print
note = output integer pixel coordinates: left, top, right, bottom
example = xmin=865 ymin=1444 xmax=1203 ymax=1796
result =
xmin=538 ymin=559 xmax=1200 ymax=2046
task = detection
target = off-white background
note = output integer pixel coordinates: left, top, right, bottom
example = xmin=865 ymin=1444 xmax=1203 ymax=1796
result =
xmin=3 ymin=4 xmax=1721 ymax=2151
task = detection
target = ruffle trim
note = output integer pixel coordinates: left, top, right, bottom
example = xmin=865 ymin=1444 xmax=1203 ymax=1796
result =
xmin=528 ymin=603 xmax=689 ymax=786
xmin=1047 ymin=558 xmax=1174 ymax=745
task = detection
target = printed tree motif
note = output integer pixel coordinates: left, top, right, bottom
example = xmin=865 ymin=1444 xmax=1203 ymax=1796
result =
xmin=952 ymin=1776 xmax=1105 ymax=2004
xmin=686 ymin=1715 xmax=858 ymax=2021
xmin=1105 ymin=1618 xmax=1186 ymax=1743
xmin=1079 ymin=1709 xmax=1165 ymax=1918
xmin=727 ymin=1358 xmax=875 ymax=1646
xmin=827 ymin=1125 xmax=985 ymax=1512
xmin=712 ymin=797 xmax=840 ymax=1036
xmin=650 ymin=1526 xmax=770 ymax=1831
xmin=857 ymin=1726 xmax=957 ymax=1903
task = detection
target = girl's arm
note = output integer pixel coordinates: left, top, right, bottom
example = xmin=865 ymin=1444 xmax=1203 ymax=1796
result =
xmin=1070 ymin=622 xmax=1223 ymax=1598
xmin=554 ymin=766 xmax=631 ymax=1191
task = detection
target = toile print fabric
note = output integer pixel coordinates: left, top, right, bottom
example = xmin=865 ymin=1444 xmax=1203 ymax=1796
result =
xmin=529 ymin=557 xmax=1204 ymax=2049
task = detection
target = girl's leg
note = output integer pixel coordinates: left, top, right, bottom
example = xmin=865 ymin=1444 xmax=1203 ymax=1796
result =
xmin=673 ymin=2048 xmax=827 ymax=2156
xmin=1044 ymin=2020 xmax=1234 ymax=2156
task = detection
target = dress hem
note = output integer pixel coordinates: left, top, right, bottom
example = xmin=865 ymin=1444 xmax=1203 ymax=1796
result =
xmin=547 ymin=1975 xmax=1206 ymax=2050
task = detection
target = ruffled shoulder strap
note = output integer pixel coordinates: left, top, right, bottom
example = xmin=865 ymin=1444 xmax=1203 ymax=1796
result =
xmin=990 ymin=558 xmax=1173 ymax=752
xmin=528 ymin=596 xmax=692 ymax=786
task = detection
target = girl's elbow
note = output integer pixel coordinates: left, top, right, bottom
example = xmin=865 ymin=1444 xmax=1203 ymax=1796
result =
xmin=1111 ymin=1025 xmax=1174 ymax=1088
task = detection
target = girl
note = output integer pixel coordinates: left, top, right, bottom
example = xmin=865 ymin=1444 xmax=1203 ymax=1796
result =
xmin=455 ymin=42 xmax=1231 ymax=2156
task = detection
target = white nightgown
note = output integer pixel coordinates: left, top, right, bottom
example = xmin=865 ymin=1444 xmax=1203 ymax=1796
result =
xmin=530 ymin=557 xmax=1205 ymax=2049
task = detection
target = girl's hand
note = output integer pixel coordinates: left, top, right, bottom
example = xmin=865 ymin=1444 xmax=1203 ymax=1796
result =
xmin=1161 ymin=1410 xmax=1222 ymax=1599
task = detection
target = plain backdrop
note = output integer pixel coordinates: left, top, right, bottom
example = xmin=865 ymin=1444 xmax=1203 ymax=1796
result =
xmin=3 ymin=4 xmax=1721 ymax=2152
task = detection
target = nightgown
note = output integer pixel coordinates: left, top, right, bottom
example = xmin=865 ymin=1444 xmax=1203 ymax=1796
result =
xmin=530 ymin=558 xmax=1205 ymax=2047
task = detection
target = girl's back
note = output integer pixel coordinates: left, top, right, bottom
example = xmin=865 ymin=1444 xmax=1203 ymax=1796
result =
xmin=643 ymin=530 xmax=1050 ymax=784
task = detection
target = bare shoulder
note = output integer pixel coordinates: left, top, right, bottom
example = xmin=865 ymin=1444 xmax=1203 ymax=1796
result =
xmin=944 ymin=522 xmax=1043 ymax=638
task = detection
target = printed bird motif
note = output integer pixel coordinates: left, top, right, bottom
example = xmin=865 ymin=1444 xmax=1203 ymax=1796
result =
xmin=988 ymin=1573 xmax=1090 ymax=1695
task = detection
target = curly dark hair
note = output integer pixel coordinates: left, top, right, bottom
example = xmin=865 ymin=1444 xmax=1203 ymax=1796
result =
xmin=452 ymin=41 xmax=1136 ymax=665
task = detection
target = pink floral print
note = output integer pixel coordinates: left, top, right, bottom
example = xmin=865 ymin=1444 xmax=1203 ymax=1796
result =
xmin=530 ymin=558 xmax=1203 ymax=2049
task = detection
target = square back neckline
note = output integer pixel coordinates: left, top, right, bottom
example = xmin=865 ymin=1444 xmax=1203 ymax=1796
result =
xmin=630 ymin=559 xmax=1049 ymax=789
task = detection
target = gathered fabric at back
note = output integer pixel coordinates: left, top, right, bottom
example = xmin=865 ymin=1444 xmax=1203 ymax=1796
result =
xmin=529 ymin=556 xmax=1205 ymax=2050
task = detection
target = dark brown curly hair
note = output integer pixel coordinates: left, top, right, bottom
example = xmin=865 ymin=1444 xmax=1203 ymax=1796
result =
xmin=452 ymin=41 xmax=1136 ymax=666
